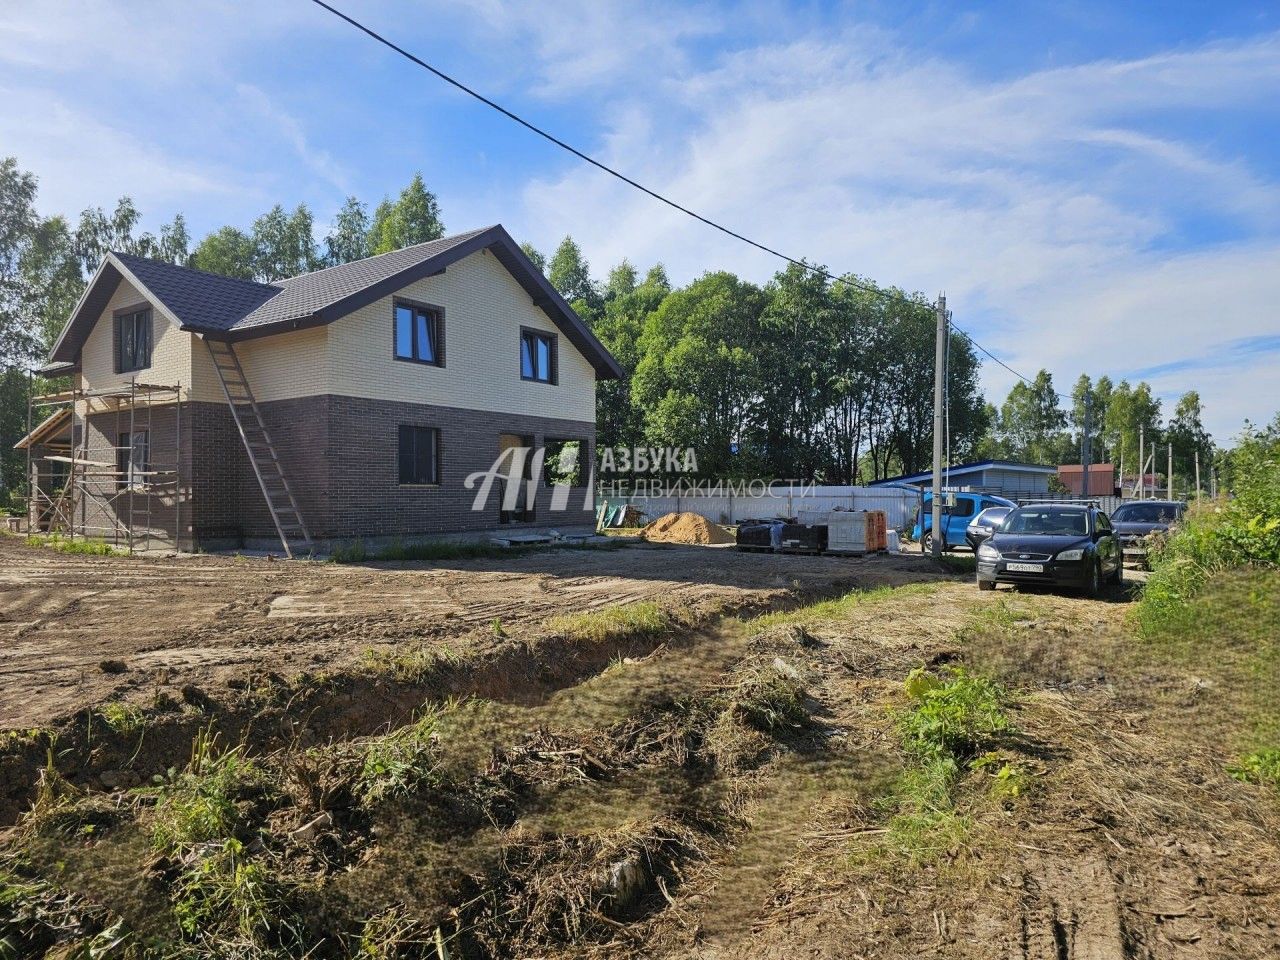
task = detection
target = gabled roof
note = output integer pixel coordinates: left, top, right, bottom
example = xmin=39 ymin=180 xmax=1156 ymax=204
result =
xmin=870 ymin=460 xmax=1059 ymax=486
xmin=48 ymin=224 xmax=623 ymax=379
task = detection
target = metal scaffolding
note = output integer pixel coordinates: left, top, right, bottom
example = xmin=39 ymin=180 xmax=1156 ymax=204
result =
xmin=24 ymin=379 xmax=184 ymax=554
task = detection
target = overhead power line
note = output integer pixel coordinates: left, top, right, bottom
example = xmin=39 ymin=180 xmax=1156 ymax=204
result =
xmin=308 ymin=0 xmax=1047 ymax=392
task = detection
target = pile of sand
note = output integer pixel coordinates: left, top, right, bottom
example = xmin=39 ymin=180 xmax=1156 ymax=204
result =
xmin=640 ymin=512 xmax=736 ymax=545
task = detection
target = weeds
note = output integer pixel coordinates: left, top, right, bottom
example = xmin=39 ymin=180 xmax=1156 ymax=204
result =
xmin=547 ymin=601 xmax=674 ymax=644
xmin=22 ymin=534 xmax=120 ymax=556
xmin=1140 ymin=419 xmax=1279 ymax=633
xmin=351 ymin=905 xmax=435 ymax=958
xmin=727 ymin=661 xmax=808 ymax=733
xmin=860 ymin=667 xmax=1019 ymax=865
xmin=97 ymin=701 xmax=145 ymax=736
xmin=358 ymin=706 xmax=450 ymax=806
xmin=898 ymin=667 xmax=1015 ymax=763
xmin=150 ymin=729 xmax=263 ymax=854
xmin=172 ymin=837 xmax=299 ymax=951
xmin=1229 ymin=747 xmax=1280 ymax=789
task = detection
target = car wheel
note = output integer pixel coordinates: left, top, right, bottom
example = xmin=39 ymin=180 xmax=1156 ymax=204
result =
xmin=978 ymin=579 xmax=996 ymax=591
xmin=1108 ymin=559 xmax=1123 ymax=586
xmin=1084 ymin=560 xmax=1101 ymax=597
xmin=921 ymin=531 xmax=933 ymax=554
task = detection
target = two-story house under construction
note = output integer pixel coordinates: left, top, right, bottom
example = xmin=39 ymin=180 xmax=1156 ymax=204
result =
xmin=17 ymin=225 xmax=622 ymax=555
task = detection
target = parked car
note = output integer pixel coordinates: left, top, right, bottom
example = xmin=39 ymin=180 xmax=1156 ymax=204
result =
xmin=1110 ymin=500 xmax=1186 ymax=566
xmin=914 ymin=492 xmax=1016 ymax=552
xmin=965 ymin=506 xmax=1013 ymax=552
xmin=975 ymin=503 xmax=1122 ymax=595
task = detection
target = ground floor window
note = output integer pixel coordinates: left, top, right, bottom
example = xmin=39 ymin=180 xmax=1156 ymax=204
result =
xmin=543 ymin=439 xmax=584 ymax=487
xmin=116 ymin=430 xmax=149 ymax=490
xmin=398 ymin=425 xmax=440 ymax=485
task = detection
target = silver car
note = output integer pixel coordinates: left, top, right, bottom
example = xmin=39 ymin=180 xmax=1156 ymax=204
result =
xmin=965 ymin=506 xmax=1012 ymax=552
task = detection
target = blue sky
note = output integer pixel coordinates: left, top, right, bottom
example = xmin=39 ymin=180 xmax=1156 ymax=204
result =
xmin=2 ymin=1 xmax=1278 ymax=441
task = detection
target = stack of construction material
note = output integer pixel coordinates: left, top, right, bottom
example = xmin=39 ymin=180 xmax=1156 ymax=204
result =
xmin=826 ymin=511 xmax=868 ymax=554
xmin=865 ymin=511 xmax=888 ymax=552
xmin=778 ymin=523 xmax=828 ymax=554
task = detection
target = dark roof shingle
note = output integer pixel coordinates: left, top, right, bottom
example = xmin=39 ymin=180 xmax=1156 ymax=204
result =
xmin=111 ymin=253 xmax=282 ymax=332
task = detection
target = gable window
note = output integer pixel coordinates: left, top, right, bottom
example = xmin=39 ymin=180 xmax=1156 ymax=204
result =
xmin=394 ymin=301 xmax=444 ymax=366
xmin=116 ymin=430 xmax=150 ymax=490
xmin=114 ymin=308 xmax=152 ymax=373
xmin=398 ymin=425 xmax=440 ymax=485
xmin=520 ymin=329 xmax=556 ymax=384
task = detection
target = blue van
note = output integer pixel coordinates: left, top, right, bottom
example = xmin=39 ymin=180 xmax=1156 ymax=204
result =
xmin=913 ymin=492 xmax=1016 ymax=552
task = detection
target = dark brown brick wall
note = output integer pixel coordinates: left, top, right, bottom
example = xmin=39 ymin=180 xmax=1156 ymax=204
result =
xmin=77 ymin=396 xmax=594 ymax=546
xmin=309 ymin=395 xmax=595 ymax=539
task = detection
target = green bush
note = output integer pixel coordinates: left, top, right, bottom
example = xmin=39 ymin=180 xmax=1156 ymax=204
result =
xmin=1141 ymin=418 xmax=1280 ymax=633
xmin=898 ymin=667 xmax=1015 ymax=763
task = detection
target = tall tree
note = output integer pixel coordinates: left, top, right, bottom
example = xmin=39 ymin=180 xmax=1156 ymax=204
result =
xmin=548 ymin=236 xmax=602 ymax=317
xmin=519 ymin=241 xmax=546 ymax=274
xmin=190 ymin=226 xmax=257 ymax=280
xmin=324 ymin=197 xmax=370 ymax=266
xmin=0 ymin=156 xmax=40 ymax=364
xmin=368 ymin=173 xmax=445 ymax=254
xmin=631 ymin=272 xmax=764 ymax=478
xmin=251 ymin=204 xmax=318 ymax=281
xmin=997 ymin=370 xmax=1070 ymax=464
xmin=592 ymin=262 xmax=669 ymax=455
xmin=1166 ymin=390 xmax=1213 ymax=491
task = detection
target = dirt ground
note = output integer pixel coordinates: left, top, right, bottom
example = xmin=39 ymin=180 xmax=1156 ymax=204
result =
xmin=1 ymin=534 xmax=1276 ymax=960
xmin=0 ymin=535 xmax=940 ymax=730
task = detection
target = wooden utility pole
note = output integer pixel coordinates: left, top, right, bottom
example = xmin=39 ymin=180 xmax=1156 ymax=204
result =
xmin=930 ymin=295 xmax=946 ymax=558
xmin=1136 ymin=424 xmax=1145 ymax=499
xmin=1081 ymin=394 xmax=1092 ymax=500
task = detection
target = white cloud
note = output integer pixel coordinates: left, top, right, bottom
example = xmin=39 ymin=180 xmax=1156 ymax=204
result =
xmin=235 ymin=84 xmax=352 ymax=196
xmin=0 ymin=86 xmax=244 ymax=217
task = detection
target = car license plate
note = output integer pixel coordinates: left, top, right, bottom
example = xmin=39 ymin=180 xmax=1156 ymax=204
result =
xmin=1006 ymin=562 xmax=1044 ymax=573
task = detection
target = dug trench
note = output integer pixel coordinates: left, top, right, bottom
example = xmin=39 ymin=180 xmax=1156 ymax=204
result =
xmin=3 ymin=572 xmax=1279 ymax=959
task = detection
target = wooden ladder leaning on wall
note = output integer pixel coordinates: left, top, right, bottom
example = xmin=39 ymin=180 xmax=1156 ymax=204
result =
xmin=202 ymin=338 xmax=314 ymax=559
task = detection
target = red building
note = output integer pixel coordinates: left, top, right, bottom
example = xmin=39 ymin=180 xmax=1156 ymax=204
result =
xmin=1057 ymin=463 xmax=1117 ymax=496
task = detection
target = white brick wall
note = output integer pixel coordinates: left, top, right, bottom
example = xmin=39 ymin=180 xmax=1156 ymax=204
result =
xmin=81 ymin=277 xmax=193 ymax=395
xmin=181 ymin=248 xmax=598 ymax=423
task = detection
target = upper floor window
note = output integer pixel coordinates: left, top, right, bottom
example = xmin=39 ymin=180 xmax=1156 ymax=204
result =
xmin=394 ymin=301 xmax=444 ymax=366
xmin=520 ymin=329 xmax=556 ymax=384
xmin=114 ymin=308 xmax=152 ymax=373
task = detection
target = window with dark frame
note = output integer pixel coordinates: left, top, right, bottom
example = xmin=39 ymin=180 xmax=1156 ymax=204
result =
xmin=520 ymin=329 xmax=556 ymax=383
xmin=116 ymin=430 xmax=150 ymax=490
xmin=114 ymin=308 xmax=152 ymax=373
xmin=394 ymin=301 xmax=443 ymax=366
xmin=398 ymin=425 xmax=440 ymax=485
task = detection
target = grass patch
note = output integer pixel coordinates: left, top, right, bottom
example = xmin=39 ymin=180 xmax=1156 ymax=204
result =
xmin=754 ymin=582 xmax=940 ymax=631
xmin=726 ymin=661 xmax=809 ymax=733
xmin=21 ymin=533 xmax=121 ymax=556
xmin=150 ymin=730 xmax=264 ymax=855
xmin=172 ymin=837 xmax=300 ymax=953
xmin=97 ymin=702 xmax=145 ymax=736
xmin=938 ymin=554 xmax=977 ymax=574
xmin=898 ymin=667 xmax=1016 ymax=763
xmin=1229 ymin=747 xmax=1280 ymax=790
xmin=356 ymin=702 xmax=461 ymax=807
xmin=546 ymin=601 xmax=674 ymax=644
xmin=860 ymin=666 xmax=1019 ymax=865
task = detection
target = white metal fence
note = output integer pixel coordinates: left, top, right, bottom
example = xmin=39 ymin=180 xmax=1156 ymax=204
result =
xmin=602 ymin=485 xmax=921 ymax=530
